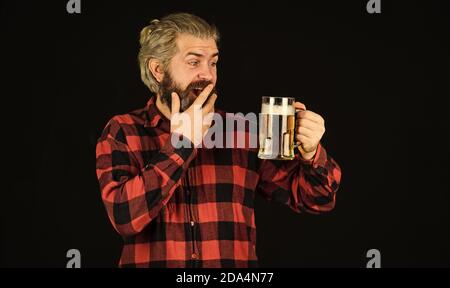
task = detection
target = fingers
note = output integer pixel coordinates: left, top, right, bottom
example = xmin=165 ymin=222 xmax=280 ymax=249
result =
xmin=202 ymin=93 xmax=217 ymax=114
xmin=297 ymin=110 xmax=324 ymax=125
xmin=295 ymin=109 xmax=325 ymax=150
xmin=171 ymin=92 xmax=180 ymax=115
xmin=294 ymin=102 xmax=306 ymax=111
xmin=296 ymin=133 xmax=313 ymax=143
xmin=202 ymin=110 xmax=215 ymax=132
xmin=193 ymin=84 xmax=215 ymax=107
xmin=296 ymin=118 xmax=320 ymax=130
xmin=297 ymin=126 xmax=315 ymax=138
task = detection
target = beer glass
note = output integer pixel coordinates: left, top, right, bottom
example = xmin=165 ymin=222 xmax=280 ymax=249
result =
xmin=258 ymin=96 xmax=301 ymax=160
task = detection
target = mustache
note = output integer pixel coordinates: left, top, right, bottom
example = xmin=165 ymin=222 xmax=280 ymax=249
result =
xmin=158 ymin=76 xmax=217 ymax=113
xmin=185 ymin=80 xmax=216 ymax=94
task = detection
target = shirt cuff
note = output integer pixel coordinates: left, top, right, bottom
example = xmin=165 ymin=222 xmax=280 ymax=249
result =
xmin=298 ymin=143 xmax=324 ymax=168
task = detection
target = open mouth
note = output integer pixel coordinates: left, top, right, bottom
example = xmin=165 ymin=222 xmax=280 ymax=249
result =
xmin=191 ymin=88 xmax=203 ymax=97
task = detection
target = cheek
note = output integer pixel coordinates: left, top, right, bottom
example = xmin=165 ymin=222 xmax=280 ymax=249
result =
xmin=168 ymin=62 xmax=190 ymax=87
xmin=179 ymin=72 xmax=196 ymax=88
xmin=175 ymin=75 xmax=191 ymax=90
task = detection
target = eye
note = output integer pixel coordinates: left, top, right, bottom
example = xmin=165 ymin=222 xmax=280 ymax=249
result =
xmin=211 ymin=62 xmax=217 ymax=67
xmin=188 ymin=60 xmax=199 ymax=67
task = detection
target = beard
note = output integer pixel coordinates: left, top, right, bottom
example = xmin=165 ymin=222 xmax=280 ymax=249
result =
xmin=159 ymin=72 xmax=216 ymax=112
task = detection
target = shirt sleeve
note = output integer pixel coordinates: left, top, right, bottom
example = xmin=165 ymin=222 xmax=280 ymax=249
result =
xmin=257 ymin=143 xmax=342 ymax=214
xmin=95 ymin=118 xmax=196 ymax=237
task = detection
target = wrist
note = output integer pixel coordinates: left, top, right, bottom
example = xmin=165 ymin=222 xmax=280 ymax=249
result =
xmin=298 ymin=145 xmax=317 ymax=160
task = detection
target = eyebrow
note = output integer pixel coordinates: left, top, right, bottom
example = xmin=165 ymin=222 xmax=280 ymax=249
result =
xmin=185 ymin=52 xmax=219 ymax=58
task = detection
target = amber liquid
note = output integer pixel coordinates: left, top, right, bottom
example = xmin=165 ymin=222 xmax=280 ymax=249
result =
xmin=258 ymin=114 xmax=295 ymax=160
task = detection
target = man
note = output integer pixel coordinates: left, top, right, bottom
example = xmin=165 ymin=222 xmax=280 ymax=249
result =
xmin=96 ymin=13 xmax=341 ymax=267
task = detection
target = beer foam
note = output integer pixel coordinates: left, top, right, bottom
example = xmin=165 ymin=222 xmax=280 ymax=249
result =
xmin=261 ymin=103 xmax=295 ymax=115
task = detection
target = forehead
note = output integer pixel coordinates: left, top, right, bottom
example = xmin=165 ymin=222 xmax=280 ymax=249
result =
xmin=175 ymin=33 xmax=218 ymax=56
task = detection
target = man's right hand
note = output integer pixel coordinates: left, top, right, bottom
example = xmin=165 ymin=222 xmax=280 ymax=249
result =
xmin=170 ymin=84 xmax=217 ymax=147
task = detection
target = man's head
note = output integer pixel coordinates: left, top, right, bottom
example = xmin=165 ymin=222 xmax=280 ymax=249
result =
xmin=138 ymin=13 xmax=219 ymax=111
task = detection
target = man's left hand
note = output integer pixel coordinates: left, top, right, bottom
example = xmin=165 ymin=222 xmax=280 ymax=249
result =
xmin=294 ymin=102 xmax=325 ymax=160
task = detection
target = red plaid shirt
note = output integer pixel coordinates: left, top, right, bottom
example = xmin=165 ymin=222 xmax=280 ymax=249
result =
xmin=95 ymin=96 xmax=341 ymax=268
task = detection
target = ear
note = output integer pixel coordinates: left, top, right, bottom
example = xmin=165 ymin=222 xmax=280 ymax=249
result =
xmin=148 ymin=59 xmax=164 ymax=83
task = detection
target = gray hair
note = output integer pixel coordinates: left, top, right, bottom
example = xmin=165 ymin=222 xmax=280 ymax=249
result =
xmin=138 ymin=13 xmax=220 ymax=93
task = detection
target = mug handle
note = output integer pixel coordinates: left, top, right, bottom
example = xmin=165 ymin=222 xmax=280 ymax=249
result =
xmin=293 ymin=108 xmax=305 ymax=150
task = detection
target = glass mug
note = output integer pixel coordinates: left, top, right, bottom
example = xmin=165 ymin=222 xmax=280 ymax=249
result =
xmin=258 ymin=96 xmax=302 ymax=160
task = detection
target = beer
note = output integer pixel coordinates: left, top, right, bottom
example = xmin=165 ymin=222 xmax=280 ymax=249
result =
xmin=258 ymin=97 xmax=296 ymax=160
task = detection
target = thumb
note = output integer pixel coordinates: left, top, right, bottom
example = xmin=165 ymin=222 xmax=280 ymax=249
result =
xmin=171 ymin=92 xmax=180 ymax=115
xmin=294 ymin=101 xmax=306 ymax=111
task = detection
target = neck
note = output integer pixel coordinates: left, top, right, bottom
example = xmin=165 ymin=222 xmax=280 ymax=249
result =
xmin=155 ymin=94 xmax=171 ymax=120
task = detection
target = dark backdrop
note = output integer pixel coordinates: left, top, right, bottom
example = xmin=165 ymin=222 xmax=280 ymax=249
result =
xmin=1 ymin=0 xmax=448 ymax=267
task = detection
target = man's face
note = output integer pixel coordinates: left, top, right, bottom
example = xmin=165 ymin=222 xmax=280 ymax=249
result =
xmin=159 ymin=34 xmax=219 ymax=112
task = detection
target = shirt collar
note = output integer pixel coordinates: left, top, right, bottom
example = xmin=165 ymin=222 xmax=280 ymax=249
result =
xmin=145 ymin=96 xmax=169 ymax=128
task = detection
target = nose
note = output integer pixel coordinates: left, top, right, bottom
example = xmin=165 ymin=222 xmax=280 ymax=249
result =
xmin=198 ymin=63 xmax=214 ymax=82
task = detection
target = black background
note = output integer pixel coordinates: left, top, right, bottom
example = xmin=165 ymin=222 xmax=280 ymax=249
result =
xmin=1 ymin=0 xmax=449 ymax=267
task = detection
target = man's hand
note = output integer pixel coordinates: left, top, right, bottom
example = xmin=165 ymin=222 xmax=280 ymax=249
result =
xmin=294 ymin=102 xmax=325 ymax=160
xmin=170 ymin=84 xmax=217 ymax=147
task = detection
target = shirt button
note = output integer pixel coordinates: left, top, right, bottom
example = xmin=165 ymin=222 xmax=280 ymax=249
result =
xmin=191 ymin=253 xmax=198 ymax=259
xmin=190 ymin=221 xmax=195 ymax=227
